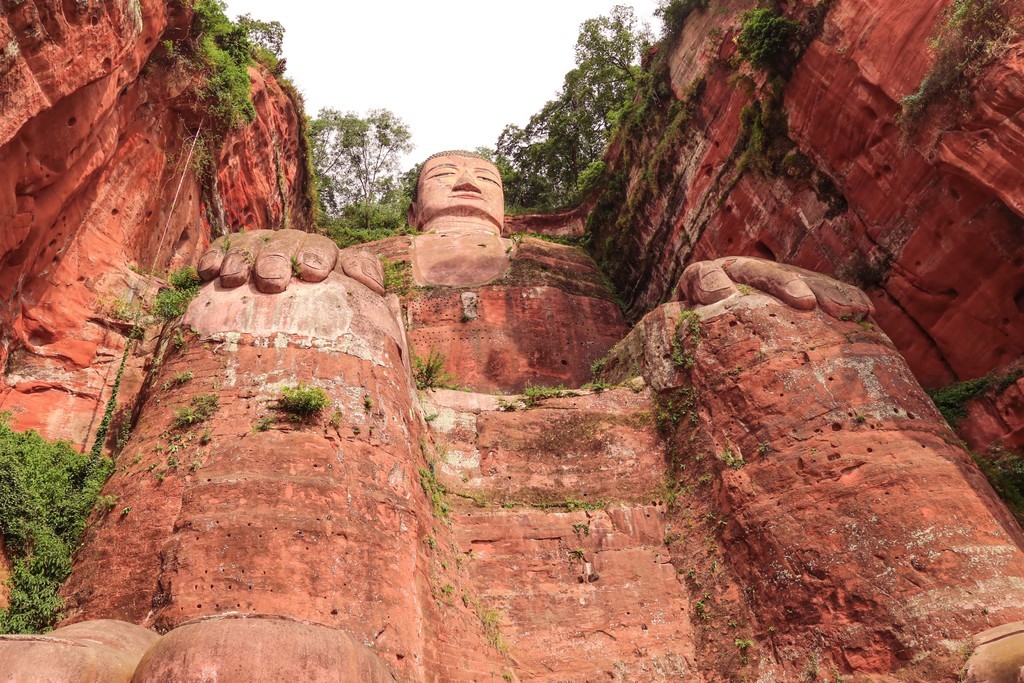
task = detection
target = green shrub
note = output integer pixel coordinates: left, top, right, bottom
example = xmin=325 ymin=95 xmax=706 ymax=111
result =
xmin=419 ymin=466 xmax=450 ymax=519
xmin=153 ymin=266 xmax=203 ymax=322
xmin=172 ymin=393 xmax=220 ymax=429
xmin=277 ymin=383 xmax=329 ymax=419
xmin=576 ymin=160 xmax=607 ymax=196
xmin=899 ymin=0 xmax=1015 ymax=135
xmin=0 ymin=413 xmax=113 ymax=632
xmin=168 ymin=266 xmax=201 ymax=291
xmin=671 ymin=309 xmax=702 ymax=369
xmin=656 ymin=0 xmax=709 ymax=40
xmin=412 ymin=348 xmax=457 ymax=390
xmin=736 ymin=8 xmax=801 ymax=72
xmin=152 ymin=289 xmax=195 ymax=321
xmin=191 ymin=0 xmax=256 ymax=130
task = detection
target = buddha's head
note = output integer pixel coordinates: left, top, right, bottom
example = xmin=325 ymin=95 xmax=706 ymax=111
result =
xmin=409 ymin=151 xmax=504 ymax=234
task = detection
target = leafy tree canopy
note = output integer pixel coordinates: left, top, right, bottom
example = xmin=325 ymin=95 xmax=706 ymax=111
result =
xmin=310 ymin=108 xmax=414 ymax=241
xmin=496 ymin=5 xmax=651 ymax=211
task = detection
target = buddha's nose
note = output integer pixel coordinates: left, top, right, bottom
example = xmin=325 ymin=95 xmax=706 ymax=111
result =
xmin=452 ymin=170 xmax=481 ymax=193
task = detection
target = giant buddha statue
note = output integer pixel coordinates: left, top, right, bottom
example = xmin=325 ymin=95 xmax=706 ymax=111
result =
xmin=2 ymin=153 xmax=1024 ymax=682
xmin=407 ymin=151 xmax=510 ymax=287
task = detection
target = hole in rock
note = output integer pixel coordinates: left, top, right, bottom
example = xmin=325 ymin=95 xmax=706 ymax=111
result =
xmin=752 ymin=241 xmax=775 ymax=260
xmin=831 ymin=423 xmax=842 ymax=431
xmin=111 ymin=208 xmax=119 ymax=216
xmin=102 ymin=57 xmax=111 ymax=70
xmin=67 ymin=117 xmax=77 ymax=127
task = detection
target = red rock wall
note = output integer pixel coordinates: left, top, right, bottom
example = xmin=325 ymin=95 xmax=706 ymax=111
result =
xmin=0 ymin=0 xmax=313 ymax=450
xmin=362 ymin=236 xmax=629 ymax=393
xmin=61 ymin=276 xmax=506 ymax=681
xmin=422 ymin=387 xmax=701 ymax=681
xmin=588 ymin=0 xmax=1024 ymax=391
xmin=599 ymin=296 xmax=1024 ymax=679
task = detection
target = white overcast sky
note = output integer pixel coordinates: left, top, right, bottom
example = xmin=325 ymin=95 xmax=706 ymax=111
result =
xmin=222 ymin=1 xmax=662 ymax=171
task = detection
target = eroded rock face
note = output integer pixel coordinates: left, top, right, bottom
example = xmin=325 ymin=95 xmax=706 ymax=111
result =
xmin=59 ymin=274 xmax=440 ymax=673
xmin=596 ymin=266 xmax=1024 ymax=677
xmin=0 ymin=619 xmax=159 ymax=682
xmin=422 ymin=388 xmax=700 ymax=681
xmin=0 ymin=0 xmax=312 ymax=449
xmin=366 ymin=235 xmax=628 ymax=394
xmin=0 ymin=239 xmax=1015 ymax=681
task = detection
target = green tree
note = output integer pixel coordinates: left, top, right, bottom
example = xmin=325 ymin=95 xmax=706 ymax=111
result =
xmin=236 ymin=14 xmax=284 ymax=58
xmin=735 ymin=8 xmax=801 ymax=73
xmin=0 ymin=413 xmax=113 ymax=632
xmin=496 ymin=6 xmax=651 ymax=210
xmin=236 ymin=13 xmax=286 ymax=73
xmin=190 ymin=0 xmax=257 ymax=129
xmin=310 ymin=108 xmax=414 ymax=241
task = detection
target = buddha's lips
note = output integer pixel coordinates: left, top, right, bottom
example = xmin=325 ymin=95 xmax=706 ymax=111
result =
xmin=451 ymin=193 xmax=484 ymax=200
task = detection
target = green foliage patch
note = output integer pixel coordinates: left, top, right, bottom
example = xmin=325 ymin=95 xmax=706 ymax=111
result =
xmin=277 ymin=383 xmax=330 ymax=420
xmin=495 ymin=6 xmax=652 ymax=211
xmin=191 ymin=0 xmax=256 ymax=130
xmin=0 ymin=414 xmax=113 ymax=633
xmin=172 ymin=393 xmax=220 ymax=429
xmin=928 ymin=369 xmax=1023 ymax=427
xmin=735 ymin=8 xmax=802 ymax=73
xmin=413 ymin=348 xmax=457 ymax=391
xmin=656 ymin=0 xmax=709 ymax=41
xmin=671 ymin=309 xmax=702 ymax=369
xmin=153 ymin=266 xmax=202 ymax=322
xmin=381 ymin=259 xmax=415 ymax=297
xmin=419 ymin=465 xmax=450 ymax=520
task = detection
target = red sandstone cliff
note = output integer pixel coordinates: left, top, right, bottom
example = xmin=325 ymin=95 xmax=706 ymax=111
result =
xmin=0 ymin=0 xmax=313 ymax=450
xmin=588 ymin=0 xmax=1024 ymax=393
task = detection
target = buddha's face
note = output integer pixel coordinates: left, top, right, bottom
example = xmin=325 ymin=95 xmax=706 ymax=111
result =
xmin=412 ymin=155 xmax=504 ymax=232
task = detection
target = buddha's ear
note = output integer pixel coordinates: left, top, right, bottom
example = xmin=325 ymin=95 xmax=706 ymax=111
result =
xmin=407 ymin=201 xmax=418 ymax=230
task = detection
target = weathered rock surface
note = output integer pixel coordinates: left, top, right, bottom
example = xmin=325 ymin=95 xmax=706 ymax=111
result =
xmin=0 ymin=619 xmax=159 ymax=682
xmin=599 ymin=284 xmax=1024 ymax=678
xmin=0 ymin=0 xmax=312 ymax=450
xmin=423 ymin=387 xmax=700 ymax=681
xmin=131 ymin=615 xmax=399 ymax=682
xmin=59 ymin=276 xmax=444 ymax=676
xmin=961 ymin=369 xmax=1024 ymax=456
xmin=366 ymin=236 xmax=628 ymax=393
